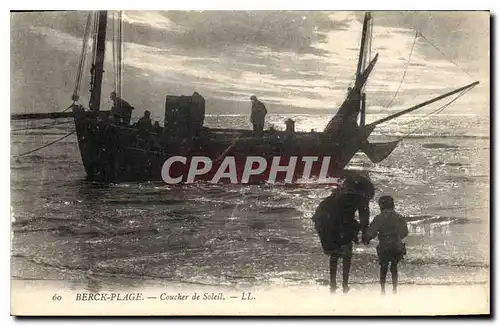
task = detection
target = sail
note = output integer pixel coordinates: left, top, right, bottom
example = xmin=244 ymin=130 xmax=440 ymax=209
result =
xmin=323 ymin=12 xmax=375 ymax=135
xmin=361 ymin=140 xmax=400 ymax=164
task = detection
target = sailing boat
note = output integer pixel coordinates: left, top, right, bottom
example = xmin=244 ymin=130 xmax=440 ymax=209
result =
xmin=66 ymin=11 xmax=478 ymax=184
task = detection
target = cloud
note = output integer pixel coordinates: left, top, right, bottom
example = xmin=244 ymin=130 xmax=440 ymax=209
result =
xmin=164 ymin=11 xmax=348 ymax=54
xmin=120 ymin=11 xmax=184 ymax=32
xmin=10 ymin=11 xmax=489 ymax=116
xmin=108 ymin=11 xmax=352 ymax=57
xmin=363 ymin=11 xmax=489 ymax=76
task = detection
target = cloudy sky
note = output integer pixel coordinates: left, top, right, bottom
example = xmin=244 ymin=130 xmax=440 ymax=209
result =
xmin=10 ymin=11 xmax=489 ymax=117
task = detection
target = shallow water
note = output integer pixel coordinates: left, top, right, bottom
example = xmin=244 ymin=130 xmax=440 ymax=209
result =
xmin=10 ymin=113 xmax=490 ymax=292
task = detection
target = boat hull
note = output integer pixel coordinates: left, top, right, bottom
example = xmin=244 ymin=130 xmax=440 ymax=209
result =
xmin=72 ymin=108 xmax=361 ymax=184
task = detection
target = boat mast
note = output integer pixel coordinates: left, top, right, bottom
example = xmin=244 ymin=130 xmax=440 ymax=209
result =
xmin=322 ymin=13 xmax=376 ymax=135
xmin=89 ymin=11 xmax=108 ymax=114
xmin=356 ymin=12 xmax=371 ymax=127
xmin=356 ymin=13 xmax=371 ymax=78
xmin=360 ymin=93 xmax=366 ymax=126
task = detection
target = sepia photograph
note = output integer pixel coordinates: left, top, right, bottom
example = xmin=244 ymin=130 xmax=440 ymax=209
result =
xmin=9 ymin=8 xmax=490 ymax=316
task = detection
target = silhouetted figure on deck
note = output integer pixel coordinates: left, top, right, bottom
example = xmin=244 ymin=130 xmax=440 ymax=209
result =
xmin=137 ymin=110 xmax=153 ymax=132
xmin=190 ymin=92 xmax=205 ymax=136
xmin=312 ymin=175 xmax=374 ymax=293
xmin=153 ymin=121 xmax=162 ymax=134
xmin=250 ymin=95 xmax=267 ymax=136
xmin=365 ymin=196 xmax=408 ymax=295
xmin=110 ymin=91 xmax=134 ymax=125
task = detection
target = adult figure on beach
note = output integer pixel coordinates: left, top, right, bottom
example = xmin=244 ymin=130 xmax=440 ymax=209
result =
xmin=312 ymin=174 xmax=375 ymax=293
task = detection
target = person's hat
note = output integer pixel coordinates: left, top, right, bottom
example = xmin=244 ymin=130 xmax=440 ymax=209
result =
xmin=341 ymin=174 xmax=375 ymax=199
xmin=250 ymin=95 xmax=257 ymax=101
xmin=342 ymin=178 xmax=359 ymax=194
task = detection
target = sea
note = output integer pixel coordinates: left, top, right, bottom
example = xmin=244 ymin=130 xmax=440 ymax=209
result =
xmin=10 ymin=113 xmax=490 ymax=293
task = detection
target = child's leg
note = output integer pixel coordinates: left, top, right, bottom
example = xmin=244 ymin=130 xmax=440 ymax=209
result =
xmin=390 ymin=261 xmax=399 ymax=293
xmin=380 ymin=262 xmax=389 ymax=294
xmin=329 ymin=254 xmax=339 ymax=292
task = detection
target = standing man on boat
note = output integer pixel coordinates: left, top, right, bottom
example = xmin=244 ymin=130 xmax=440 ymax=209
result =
xmin=110 ymin=91 xmax=134 ymax=125
xmin=137 ymin=110 xmax=153 ymax=132
xmin=312 ymin=174 xmax=375 ymax=293
xmin=250 ymin=95 xmax=267 ymax=136
xmin=190 ymin=91 xmax=206 ymax=137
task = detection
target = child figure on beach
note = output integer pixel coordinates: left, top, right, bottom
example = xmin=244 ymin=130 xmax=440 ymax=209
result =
xmin=365 ymin=196 xmax=409 ymax=294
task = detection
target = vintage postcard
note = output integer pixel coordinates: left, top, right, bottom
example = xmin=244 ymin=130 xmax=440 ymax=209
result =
xmin=10 ymin=10 xmax=490 ymax=316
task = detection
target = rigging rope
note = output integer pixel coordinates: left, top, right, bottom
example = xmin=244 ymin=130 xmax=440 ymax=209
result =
xmin=15 ymin=13 xmax=94 ymax=135
xmin=112 ymin=11 xmax=123 ymax=97
xmin=401 ymin=15 xmax=474 ymax=80
xmin=384 ymin=31 xmax=419 ymax=108
xmin=89 ymin=11 xmax=99 ymax=95
xmin=379 ymin=14 xmax=475 ymax=110
xmin=72 ymin=12 xmax=92 ymax=103
xmin=118 ymin=11 xmax=123 ymax=99
xmin=11 ymin=121 xmax=73 ymax=133
xmin=91 ymin=12 xmax=98 ymax=69
xmin=415 ymin=30 xmax=473 ymax=79
xmin=15 ymin=131 xmax=76 ymax=157
xmin=112 ymin=11 xmax=117 ymax=94
xmin=394 ymin=87 xmax=474 ymax=140
xmin=20 ymin=12 xmax=93 ymax=135
xmin=358 ymin=14 xmax=478 ymax=145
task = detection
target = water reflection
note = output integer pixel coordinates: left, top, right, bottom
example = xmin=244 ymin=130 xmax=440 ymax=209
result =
xmin=10 ymin=113 xmax=490 ymax=288
xmin=408 ymin=222 xmax=452 ymax=236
